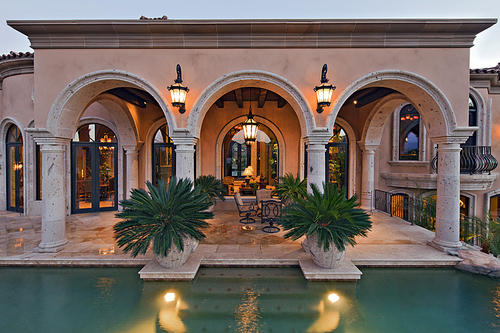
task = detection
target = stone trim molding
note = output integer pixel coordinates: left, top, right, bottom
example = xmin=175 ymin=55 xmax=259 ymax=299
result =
xmin=8 ymin=19 xmax=496 ymax=49
xmin=391 ymin=102 xmax=427 ymax=162
xmin=187 ymin=70 xmax=314 ymax=138
xmin=380 ymin=172 xmax=498 ymax=190
xmin=470 ymin=72 xmax=500 ymax=94
xmin=387 ymin=188 xmax=416 ymax=198
xmin=484 ymin=188 xmax=500 ymax=217
xmin=387 ymin=161 xmax=430 ymax=167
xmin=46 ymin=69 xmax=176 ymax=139
xmin=0 ymin=56 xmax=34 ymax=84
xmin=469 ymin=86 xmax=488 ymax=146
xmin=333 ymin=70 xmax=457 ymax=142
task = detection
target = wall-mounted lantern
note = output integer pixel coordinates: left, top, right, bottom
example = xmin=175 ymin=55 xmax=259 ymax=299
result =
xmin=167 ymin=64 xmax=189 ymax=114
xmin=313 ymin=64 xmax=336 ymax=113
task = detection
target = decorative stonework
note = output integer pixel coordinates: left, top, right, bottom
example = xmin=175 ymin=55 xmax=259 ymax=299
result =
xmin=46 ymin=70 xmax=176 ymax=139
xmin=187 ymin=70 xmax=314 ymax=138
xmin=381 ymin=172 xmax=498 ymax=190
xmin=8 ymin=19 xmax=495 ymax=49
xmin=335 ymin=70 xmax=457 ymax=141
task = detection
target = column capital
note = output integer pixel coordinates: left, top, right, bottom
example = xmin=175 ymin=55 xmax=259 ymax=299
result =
xmin=431 ymin=127 xmax=477 ymax=145
xmin=305 ymin=129 xmax=331 ymax=146
xmin=357 ymin=141 xmax=378 ymax=152
xmin=123 ymin=142 xmax=144 ymax=153
xmin=171 ymin=130 xmax=197 ymax=146
xmin=26 ymin=128 xmax=70 ymax=146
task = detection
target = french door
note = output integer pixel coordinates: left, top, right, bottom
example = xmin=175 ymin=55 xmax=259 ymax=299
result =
xmin=72 ymin=142 xmax=117 ymax=213
xmin=6 ymin=125 xmax=23 ymax=213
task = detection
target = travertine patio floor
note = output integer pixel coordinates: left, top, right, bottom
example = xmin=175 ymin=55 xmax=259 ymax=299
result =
xmin=0 ymin=207 xmax=460 ymax=270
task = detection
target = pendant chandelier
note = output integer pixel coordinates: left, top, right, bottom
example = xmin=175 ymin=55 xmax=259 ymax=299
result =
xmin=242 ymin=87 xmax=259 ymax=145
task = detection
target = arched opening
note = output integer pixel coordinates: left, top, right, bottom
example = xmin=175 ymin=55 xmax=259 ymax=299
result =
xmin=152 ymin=124 xmax=175 ymax=186
xmin=326 ymin=124 xmax=349 ymax=193
xmin=72 ymin=123 xmax=118 ymax=213
xmin=6 ymin=124 xmax=23 ymax=212
xmin=222 ymin=122 xmax=279 ymax=196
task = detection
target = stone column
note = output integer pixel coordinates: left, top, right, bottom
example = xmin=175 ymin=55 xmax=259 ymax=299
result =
xmin=36 ymin=137 xmax=70 ymax=252
xmin=171 ymin=132 xmax=197 ymax=182
xmin=430 ymin=131 xmax=474 ymax=252
xmin=358 ymin=143 xmax=378 ymax=212
xmin=431 ymin=141 xmax=463 ymax=250
xmin=305 ymin=132 xmax=330 ymax=193
xmin=123 ymin=143 xmax=143 ymax=199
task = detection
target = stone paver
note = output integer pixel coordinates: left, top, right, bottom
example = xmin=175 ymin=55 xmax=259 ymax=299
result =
xmin=0 ymin=209 xmax=462 ymax=280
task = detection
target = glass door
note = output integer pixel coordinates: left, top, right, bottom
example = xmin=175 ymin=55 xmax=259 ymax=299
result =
xmin=6 ymin=125 xmax=23 ymax=213
xmin=72 ymin=124 xmax=117 ymax=213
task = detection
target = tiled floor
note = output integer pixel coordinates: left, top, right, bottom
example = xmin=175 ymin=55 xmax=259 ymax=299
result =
xmin=0 ymin=207 xmax=460 ymax=268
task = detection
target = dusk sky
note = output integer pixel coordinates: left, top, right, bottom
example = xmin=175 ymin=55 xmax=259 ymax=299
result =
xmin=1 ymin=0 xmax=499 ymax=69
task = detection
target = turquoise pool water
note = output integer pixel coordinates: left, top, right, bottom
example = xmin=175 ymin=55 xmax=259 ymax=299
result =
xmin=0 ymin=266 xmax=499 ymax=332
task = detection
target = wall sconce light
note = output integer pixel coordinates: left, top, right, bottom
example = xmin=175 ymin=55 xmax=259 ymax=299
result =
xmin=314 ymin=64 xmax=336 ymax=113
xmin=167 ymin=64 xmax=189 ymax=114
xmin=241 ymin=87 xmax=259 ymax=145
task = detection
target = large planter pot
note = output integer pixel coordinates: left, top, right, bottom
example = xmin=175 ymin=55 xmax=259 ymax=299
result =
xmin=154 ymin=237 xmax=199 ymax=269
xmin=304 ymin=234 xmax=346 ymax=269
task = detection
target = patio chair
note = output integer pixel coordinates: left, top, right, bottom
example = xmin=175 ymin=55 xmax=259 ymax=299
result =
xmin=255 ymin=189 xmax=272 ymax=210
xmin=260 ymin=199 xmax=282 ymax=233
xmin=234 ymin=192 xmax=258 ymax=224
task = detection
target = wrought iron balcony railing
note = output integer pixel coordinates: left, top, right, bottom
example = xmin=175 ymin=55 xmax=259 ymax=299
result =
xmin=431 ymin=146 xmax=498 ymax=175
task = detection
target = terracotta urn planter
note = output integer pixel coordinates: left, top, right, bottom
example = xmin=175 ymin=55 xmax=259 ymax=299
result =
xmin=304 ymin=234 xmax=346 ymax=269
xmin=154 ymin=237 xmax=199 ymax=269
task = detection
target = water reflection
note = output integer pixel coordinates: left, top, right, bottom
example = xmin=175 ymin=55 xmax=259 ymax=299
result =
xmin=118 ymin=267 xmax=361 ymax=333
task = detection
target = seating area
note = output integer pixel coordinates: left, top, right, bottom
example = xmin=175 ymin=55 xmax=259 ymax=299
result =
xmin=234 ymin=189 xmax=282 ymax=233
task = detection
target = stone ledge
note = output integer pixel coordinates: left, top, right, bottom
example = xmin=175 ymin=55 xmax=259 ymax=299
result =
xmin=352 ymin=258 xmax=461 ymax=267
xmin=299 ymin=255 xmax=362 ymax=281
xmin=456 ymin=249 xmax=500 ymax=278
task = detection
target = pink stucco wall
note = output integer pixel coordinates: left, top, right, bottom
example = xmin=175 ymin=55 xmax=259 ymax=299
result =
xmin=32 ymin=48 xmax=471 ymax=132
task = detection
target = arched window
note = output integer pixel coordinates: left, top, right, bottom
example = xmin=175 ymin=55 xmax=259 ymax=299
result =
xmin=463 ymin=96 xmax=477 ymax=147
xmin=222 ymin=123 xmax=278 ymax=195
xmin=490 ymin=194 xmax=500 ymax=219
xmin=399 ymin=104 xmax=420 ymax=160
xmin=6 ymin=124 xmax=23 ymax=212
xmin=152 ymin=124 xmax=175 ymax=186
xmin=326 ymin=124 xmax=348 ymax=192
xmin=72 ymin=123 xmax=117 ymax=213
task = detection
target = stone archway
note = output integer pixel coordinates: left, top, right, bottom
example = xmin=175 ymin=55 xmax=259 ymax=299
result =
xmin=46 ymin=69 xmax=176 ymax=139
xmin=336 ymin=70 xmax=475 ymax=251
xmin=329 ymin=70 xmax=458 ymax=140
xmin=187 ymin=70 xmax=315 ymax=139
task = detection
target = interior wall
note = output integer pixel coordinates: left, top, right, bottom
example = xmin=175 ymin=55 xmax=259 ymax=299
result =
xmin=199 ymin=100 xmax=301 ymax=179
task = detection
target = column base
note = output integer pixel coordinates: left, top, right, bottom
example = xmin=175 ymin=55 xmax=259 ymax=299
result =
xmin=428 ymin=239 xmax=467 ymax=253
xmin=33 ymin=239 xmax=69 ymax=253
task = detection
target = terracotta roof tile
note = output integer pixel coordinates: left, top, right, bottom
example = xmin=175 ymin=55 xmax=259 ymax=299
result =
xmin=470 ymin=62 xmax=500 ymax=74
xmin=0 ymin=51 xmax=33 ymax=60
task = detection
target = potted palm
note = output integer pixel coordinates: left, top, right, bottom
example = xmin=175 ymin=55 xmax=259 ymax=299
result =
xmin=194 ymin=175 xmax=226 ymax=211
xmin=271 ymin=173 xmax=307 ymax=205
xmin=114 ymin=177 xmax=213 ymax=269
xmin=279 ymin=183 xmax=372 ymax=268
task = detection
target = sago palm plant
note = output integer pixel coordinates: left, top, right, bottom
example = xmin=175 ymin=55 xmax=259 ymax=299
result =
xmin=114 ymin=177 xmax=213 ymax=258
xmin=271 ymin=173 xmax=307 ymax=204
xmin=194 ymin=174 xmax=226 ymax=205
xmin=279 ymin=183 xmax=372 ymax=252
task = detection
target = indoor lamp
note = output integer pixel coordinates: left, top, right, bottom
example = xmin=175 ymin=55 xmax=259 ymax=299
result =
xmin=314 ymin=64 xmax=336 ymax=113
xmin=167 ymin=64 xmax=189 ymax=114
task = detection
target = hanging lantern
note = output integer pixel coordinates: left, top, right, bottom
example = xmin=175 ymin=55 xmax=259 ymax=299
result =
xmin=241 ymin=87 xmax=259 ymax=145
xmin=314 ymin=64 xmax=336 ymax=113
xmin=167 ymin=64 xmax=189 ymax=114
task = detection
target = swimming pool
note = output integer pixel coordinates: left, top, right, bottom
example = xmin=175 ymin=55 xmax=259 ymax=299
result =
xmin=0 ymin=266 xmax=498 ymax=332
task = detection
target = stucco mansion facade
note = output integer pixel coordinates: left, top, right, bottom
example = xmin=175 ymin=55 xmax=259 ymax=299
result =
xmin=1 ymin=18 xmax=499 ymax=253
